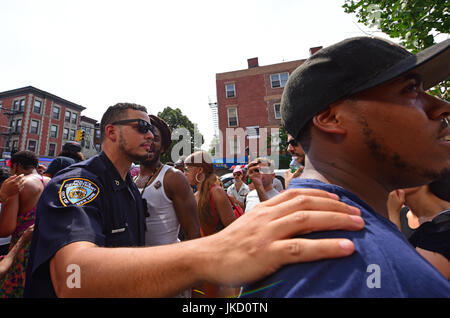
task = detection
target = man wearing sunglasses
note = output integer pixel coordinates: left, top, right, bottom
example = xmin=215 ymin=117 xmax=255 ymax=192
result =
xmin=25 ymin=103 xmax=365 ymax=298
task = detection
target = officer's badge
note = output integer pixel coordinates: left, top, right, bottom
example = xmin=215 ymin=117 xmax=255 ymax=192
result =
xmin=59 ymin=178 xmax=100 ymax=207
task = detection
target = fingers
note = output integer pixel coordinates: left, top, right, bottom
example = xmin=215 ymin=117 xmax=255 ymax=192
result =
xmin=292 ymin=166 xmax=304 ymax=177
xmin=268 ymin=210 xmax=364 ymax=240
xmin=270 ymin=238 xmax=355 ymax=264
xmin=255 ymin=188 xmax=360 ymax=216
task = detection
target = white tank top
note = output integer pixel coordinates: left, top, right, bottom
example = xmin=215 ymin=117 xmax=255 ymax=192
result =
xmin=138 ymin=165 xmax=180 ymax=246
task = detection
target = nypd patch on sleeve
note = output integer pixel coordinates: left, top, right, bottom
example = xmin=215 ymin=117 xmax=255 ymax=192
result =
xmin=59 ymin=178 xmax=100 ymax=207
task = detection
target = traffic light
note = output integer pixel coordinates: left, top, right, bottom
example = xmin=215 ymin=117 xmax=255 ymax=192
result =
xmin=75 ymin=130 xmax=85 ymax=142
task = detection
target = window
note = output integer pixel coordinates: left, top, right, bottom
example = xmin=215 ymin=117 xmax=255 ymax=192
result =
xmin=33 ymin=99 xmax=42 ymax=114
xmin=71 ymin=112 xmax=77 ymax=124
xmin=30 ymin=120 xmax=39 ymax=134
xmin=65 ymin=110 xmax=71 ymax=123
xmin=63 ymin=128 xmax=69 ymax=140
xmin=15 ymin=119 xmax=22 ymax=133
xmin=270 ymin=72 xmax=289 ymax=88
xmin=50 ymin=125 xmax=58 ymax=138
xmin=227 ymin=107 xmax=238 ymax=127
xmin=28 ymin=140 xmax=37 ymax=152
xmin=14 ymin=99 xmax=26 ymax=112
xmin=11 ymin=140 xmax=18 ymax=152
xmin=48 ymin=143 xmax=56 ymax=157
xmin=246 ymin=126 xmax=260 ymax=139
xmin=52 ymin=105 xmax=60 ymax=119
xmin=229 ymin=136 xmax=241 ymax=155
xmin=225 ymin=83 xmax=236 ymax=98
xmin=274 ymin=103 xmax=281 ymax=119
xmin=70 ymin=129 xmax=76 ymax=141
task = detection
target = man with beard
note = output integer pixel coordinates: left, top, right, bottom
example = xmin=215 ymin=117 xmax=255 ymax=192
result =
xmin=134 ymin=115 xmax=201 ymax=246
xmin=24 ymin=103 xmax=367 ymax=297
xmin=243 ymin=37 xmax=450 ymax=297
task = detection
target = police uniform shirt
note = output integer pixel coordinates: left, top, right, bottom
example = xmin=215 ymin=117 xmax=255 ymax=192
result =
xmin=25 ymin=151 xmax=146 ymax=297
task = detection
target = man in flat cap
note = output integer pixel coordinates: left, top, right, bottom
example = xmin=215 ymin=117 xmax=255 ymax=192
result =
xmin=243 ymin=36 xmax=450 ymax=297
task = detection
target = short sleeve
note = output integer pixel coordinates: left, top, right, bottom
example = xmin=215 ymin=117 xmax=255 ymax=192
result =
xmin=31 ymin=174 xmax=105 ymax=274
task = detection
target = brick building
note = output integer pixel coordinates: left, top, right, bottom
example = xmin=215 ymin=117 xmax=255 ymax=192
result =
xmin=215 ymin=53 xmax=321 ymax=166
xmin=0 ymin=86 xmax=86 ymax=165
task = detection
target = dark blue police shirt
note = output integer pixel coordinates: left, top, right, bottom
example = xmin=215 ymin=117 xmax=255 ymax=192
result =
xmin=24 ymin=151 xmax=146 ymax=297
xmin=242 ymin=179 xmax=450 ymax=297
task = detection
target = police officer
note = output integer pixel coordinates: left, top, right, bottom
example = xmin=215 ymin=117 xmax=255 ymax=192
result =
xmin=25 ymin=103 xmax=365 ymax=298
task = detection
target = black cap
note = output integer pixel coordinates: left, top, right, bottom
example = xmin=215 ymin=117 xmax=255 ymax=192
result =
xmin=282 ymin=36 xmax=450 ymax=139
xmin=62 ymin=142 xmax=82 ymax=153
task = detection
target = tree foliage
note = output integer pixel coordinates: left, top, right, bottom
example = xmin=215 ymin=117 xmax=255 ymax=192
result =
xmin=343 ymin=0 xmax=450 ymax=100
xmin=157 ymin=106 xmax=203 ymax=163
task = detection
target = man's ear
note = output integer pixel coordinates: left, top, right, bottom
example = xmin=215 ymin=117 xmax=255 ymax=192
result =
xmin=312 ymin=105 xmax=346 ymax=135
xmin=104 ymin=124 xmax=118 ymax=142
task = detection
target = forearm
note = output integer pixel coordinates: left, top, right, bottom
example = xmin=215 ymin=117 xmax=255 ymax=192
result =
xmin=52 ymin=241 xmax=205 ymax=298
xmin=0 ymin=240 xmax=21 ymax=277
xmin=254 ymin=184 xmax=269 ymax=202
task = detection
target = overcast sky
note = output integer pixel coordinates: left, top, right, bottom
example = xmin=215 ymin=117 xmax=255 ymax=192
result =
xmin=0 ymin=0 xmax=391 ymax=148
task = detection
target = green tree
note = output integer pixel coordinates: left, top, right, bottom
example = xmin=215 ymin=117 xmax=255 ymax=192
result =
xmin=343 ymin=0 xmax=450 ymax=101
xmin=157 ymin=106 xmax=204 ymax=163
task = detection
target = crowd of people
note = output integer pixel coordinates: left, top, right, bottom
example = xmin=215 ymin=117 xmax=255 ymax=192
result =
xmin=0 ymin=36 xmax=448 ymax=298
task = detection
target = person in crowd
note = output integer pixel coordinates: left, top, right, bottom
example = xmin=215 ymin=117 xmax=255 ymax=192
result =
xmin=226 ymin=166 xmax=250 ymax=210
xmin=184 ymin=150 xmax=239 ymax=297
xmin=387 ymin=172 xmax=450 ymax=279
xmin=0 ymin=225 xmax=33 ymax=279
xmin=243 ymin=36 xmax=450 ymax=297
xmin=36 ymin=164 xmax=47 ymax=176
xmin=284 ymin=133 xmax=305 ymax=189
xmin=0 ymin=151 xmax=50 ymax=297
xmin=134 ymin=115 xmax=201 ymax=247
xmin=245 ymin=157 xmax=280 ymax=213
xmin=43 ymin=142 xmax=85 ymax=178
xmin=25 ymin=103 xmax=365 ymax=298
xmin=0 ymin=168 xmax=12 ymax=256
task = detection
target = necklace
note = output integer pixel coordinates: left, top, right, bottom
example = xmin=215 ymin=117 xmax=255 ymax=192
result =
xmin=140 ymin=164 xmax=163 ymax=196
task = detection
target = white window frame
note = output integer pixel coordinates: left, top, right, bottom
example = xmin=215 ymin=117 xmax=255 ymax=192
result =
xmin=70 ymin=129 xmax=76 ymax=141
xmin=29 ymin=119 xmax=40 ymax=134
xmin=15 ymin=119 xmax=22 ymax=133
xmin=225 ymin=83 xmax=236 ymax=98
xmin=227 ymin=107 xmax=238 ymax=127
xmin=27 ymin=140 xmax=37 ymax=152
xmin=63 ymin=128 xmax=69 ymax=140
xmin=33 ymin=98 xmax=42 ymax=114
xmin=71 ymin=112 xmax=78 ymax=124
xmin=50 ymin=124 xmax=58 ymax=138
xmin=65 ymin=110 xmax=71 ymax=123
xmin=52 ymin=105 xmax=61 ymax=120
xmin=270 ymin=72 xmax=289 ymax=88
xmin=246 ymin=126 xmax=260 ymax=139
xmin=274 ymin=103 xmax=281 ymax=119
xmin=48 ymin=143 xmax=56 ymax=157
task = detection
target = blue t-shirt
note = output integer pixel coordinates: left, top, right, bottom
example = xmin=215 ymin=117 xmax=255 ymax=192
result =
xmin=242 ymin=179 xmax=450 ymax=297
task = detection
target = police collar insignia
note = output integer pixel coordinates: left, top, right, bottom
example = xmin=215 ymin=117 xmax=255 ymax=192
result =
xmin=59 ymin=178 xmax=100 ymax=207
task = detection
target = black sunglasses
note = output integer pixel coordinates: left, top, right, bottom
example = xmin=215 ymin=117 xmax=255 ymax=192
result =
xmin=111 ymin=119 xmax=155 ymax=134
xmin=286 ymin=139 xmax=299 ymax=147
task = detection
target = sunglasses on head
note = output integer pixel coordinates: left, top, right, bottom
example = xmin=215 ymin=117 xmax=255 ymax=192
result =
xmin=286 ymin=139 xmax=299 ymax=147
xmin=111 ymin=119 xmax=155 ymax=134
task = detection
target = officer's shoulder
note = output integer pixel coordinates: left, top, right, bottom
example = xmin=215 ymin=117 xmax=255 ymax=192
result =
xmin=51 ymin=155 xmax=104 ymax=185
